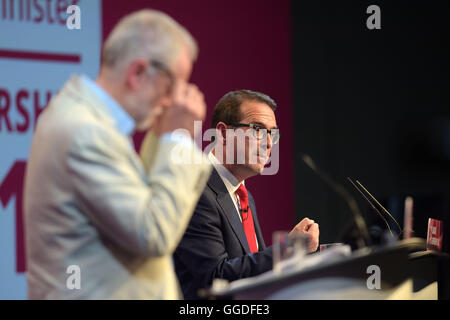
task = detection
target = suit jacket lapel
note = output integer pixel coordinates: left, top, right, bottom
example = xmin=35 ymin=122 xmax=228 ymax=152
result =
xmin=208 ymin=169 xmax=251 ymax=254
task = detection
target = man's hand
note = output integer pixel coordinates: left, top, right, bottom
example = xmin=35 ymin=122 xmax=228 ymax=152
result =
xmin=154 ymin=81 xmax=206 ymax=138
xmin=289 ymin=218 xmax=320 ymax=253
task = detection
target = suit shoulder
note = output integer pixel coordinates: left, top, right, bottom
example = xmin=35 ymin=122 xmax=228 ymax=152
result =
xmin=196 ymin=184 xmax=217 ymax=208
xmin=247 ymin=189 xmax=256 ymax=203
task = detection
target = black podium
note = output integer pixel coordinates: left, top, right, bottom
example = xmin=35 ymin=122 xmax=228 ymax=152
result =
xmin=409 ymin=249 xmax=450 ymax=299
xmin=203 ymin=238 xmax=449 ymax=300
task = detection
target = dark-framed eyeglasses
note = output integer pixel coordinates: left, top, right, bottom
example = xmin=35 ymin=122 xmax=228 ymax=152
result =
xmin=228 ymin=123 xmax=280 ymax=144
xmin=149 ymin=60 xmax=175 ymax=95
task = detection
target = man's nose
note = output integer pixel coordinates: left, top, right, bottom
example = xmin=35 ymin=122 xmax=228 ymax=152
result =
xmin=257 ymin=133 xmax=272 ymax=155
xmin=266 ymin=132 xmax=273 ymax=150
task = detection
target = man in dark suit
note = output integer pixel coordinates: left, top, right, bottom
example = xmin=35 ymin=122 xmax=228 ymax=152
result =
xmin=174 ymin=90 xmax=320 ymax=299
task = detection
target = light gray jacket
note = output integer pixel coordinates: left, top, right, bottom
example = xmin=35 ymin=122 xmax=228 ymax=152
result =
xmin=24 ymin=75 xmax=211 ymax=299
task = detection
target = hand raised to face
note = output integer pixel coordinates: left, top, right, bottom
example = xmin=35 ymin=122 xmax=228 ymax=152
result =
xmin=153 ymin=80 xmax=206 ymax=138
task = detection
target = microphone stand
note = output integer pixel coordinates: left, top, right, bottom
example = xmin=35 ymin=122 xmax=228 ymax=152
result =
xmin=300 ymin=154 xmax=371 ymax=250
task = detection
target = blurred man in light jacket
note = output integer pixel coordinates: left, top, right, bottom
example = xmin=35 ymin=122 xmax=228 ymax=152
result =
xmin=24 ymin=9 xmax=211 ymax=299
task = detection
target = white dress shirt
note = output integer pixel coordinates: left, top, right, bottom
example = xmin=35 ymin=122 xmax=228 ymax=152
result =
xmin=208 ymin=152 xmax=259 ymax=249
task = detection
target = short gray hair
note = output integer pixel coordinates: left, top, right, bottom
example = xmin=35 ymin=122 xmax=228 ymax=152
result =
xmin=102 ymin=9 xmax=198 ymax=70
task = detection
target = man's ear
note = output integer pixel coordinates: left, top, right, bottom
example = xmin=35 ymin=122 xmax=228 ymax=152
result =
xmin=125 ymin=58 xmax=148 ymax=91
xmin=216 ymin=122 xmax=228 ymax=145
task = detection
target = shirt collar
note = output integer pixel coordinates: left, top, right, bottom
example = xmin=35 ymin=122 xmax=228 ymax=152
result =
xmin=82 ymin=75 xmax=135 ymax=136
xmin=208 ymin=152 xmax=244 ymax=195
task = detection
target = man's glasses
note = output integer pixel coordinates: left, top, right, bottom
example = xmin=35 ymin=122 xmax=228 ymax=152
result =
xmin=228 ymin=123 xmax=280 ymax=145
xmin=149 ymin=60 xmax=175 ymax=95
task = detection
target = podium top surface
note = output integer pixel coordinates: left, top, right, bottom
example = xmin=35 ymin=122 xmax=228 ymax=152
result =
xmin=204 ymin=238 xmax=427 ymax=299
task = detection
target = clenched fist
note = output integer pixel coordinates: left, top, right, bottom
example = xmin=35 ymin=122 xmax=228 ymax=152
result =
xmin=289 ymin=217 xmax=320 ymax=253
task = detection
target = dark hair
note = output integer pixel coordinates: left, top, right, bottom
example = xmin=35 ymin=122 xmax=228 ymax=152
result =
xmin=210 ymin=90 xmax=277 ymax=129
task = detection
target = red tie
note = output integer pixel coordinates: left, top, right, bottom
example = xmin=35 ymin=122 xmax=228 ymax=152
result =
xmin=236 ymin=184 xmax=258 ymax=253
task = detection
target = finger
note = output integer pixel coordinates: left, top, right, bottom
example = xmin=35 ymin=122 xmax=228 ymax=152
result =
xmin=172 ymin=80 xmax=188 ymax=104
xmin=185 ymin=90 xmax=201 ymax=110
xmin=186 ymin=86 xmax=206 ymax=117
xmin=304 ymin=222 xmax=315 ymax=231
xmin=302 ymin=217 xmax=314 ymax=225
xmin=186 ymin=84 xmax=199 ymax=95
xmin=296 ymin=217 xmax=310 ymax=227
xmin=299 ymin=218 xmax=315 ymax=231
xmin=306 ymin=223 xmax=319 ymax=234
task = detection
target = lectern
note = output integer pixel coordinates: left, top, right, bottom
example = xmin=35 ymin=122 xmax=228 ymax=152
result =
xmin=203 ymin=238 xmax=449 ymax=300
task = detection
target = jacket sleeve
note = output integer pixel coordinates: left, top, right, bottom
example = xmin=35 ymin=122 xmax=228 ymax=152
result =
xmin=66 ymin=124 xmax=211 ymax=257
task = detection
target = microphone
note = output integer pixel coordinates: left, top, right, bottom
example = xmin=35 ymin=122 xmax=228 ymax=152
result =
xmin=349 ymin=179 xmax=403 ymax=236
xmin=347 ymin=177 xmax=394 ymax=237
xmin=239 ymin=204 xmax=249 ymax=221
xmin=300 ymin=154 xmax=371 ymax=249
xmin=240 ymin=206 xmax=249 ymax=213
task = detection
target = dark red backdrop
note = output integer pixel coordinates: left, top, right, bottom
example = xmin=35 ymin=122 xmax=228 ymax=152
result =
xmin=103 ymin=0 xmax=294 ymax=244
